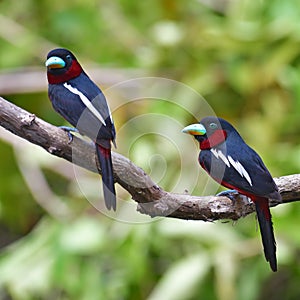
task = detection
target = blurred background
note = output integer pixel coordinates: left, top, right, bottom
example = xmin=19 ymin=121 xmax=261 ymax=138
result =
xmin=1 ymin=0 xmax=300 ymax=299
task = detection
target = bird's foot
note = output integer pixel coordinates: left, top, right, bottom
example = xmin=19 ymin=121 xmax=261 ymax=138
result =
xmin=59 ymin=126 xmax=79 ymax=144
xmin=217 ymin=189 xmax=240 ymax=203
xmin=217 ymin=190 xmax=250 ymax=205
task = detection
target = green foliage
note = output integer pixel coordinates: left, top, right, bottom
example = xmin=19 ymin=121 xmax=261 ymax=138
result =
xmin=1 ymin=0 xmax=300 ymax=299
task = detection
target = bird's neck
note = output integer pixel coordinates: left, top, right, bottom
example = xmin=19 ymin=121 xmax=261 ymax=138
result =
xmin=200 ymin=130 xmax=227 ymax=150
xmin=47 ymin=60 xmax=83 ymax=84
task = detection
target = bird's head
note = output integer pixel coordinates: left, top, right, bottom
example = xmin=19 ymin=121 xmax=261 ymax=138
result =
xmin=46 ymin=48 xmax=83 ymax=84
xmin=182 ymin=116 xmax=236 ymax=149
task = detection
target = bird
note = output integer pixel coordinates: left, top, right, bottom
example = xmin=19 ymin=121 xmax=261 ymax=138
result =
xmin=182 ymin=116 xmax=280 ymax=271
xmin=45 ymin=48 xmax=116 ymax=211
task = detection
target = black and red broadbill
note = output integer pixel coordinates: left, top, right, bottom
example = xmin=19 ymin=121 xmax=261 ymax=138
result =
xmin=183 ymin=116 xmax=281 ymax=271
xmin=46 ymin=48 xmax=116 ymax=211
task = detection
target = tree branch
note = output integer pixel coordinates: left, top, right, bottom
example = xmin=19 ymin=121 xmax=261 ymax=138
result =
xmin=0 ymin=96 xmax=299 ymax=221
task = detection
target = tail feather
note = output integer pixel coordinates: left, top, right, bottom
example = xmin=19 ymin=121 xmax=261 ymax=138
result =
xmin=96 ymin=144 xmax=116 ymax=211
xmin=254 ymin=198 xmax=277 ymax=272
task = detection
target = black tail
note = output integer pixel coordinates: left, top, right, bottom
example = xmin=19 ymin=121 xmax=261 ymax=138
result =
xmin=96 ymin=144 xmax=116 ymax=211
xmin=254 ymin=198 xmax=277 ymax=272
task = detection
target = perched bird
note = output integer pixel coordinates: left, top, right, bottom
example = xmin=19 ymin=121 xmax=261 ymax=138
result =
xmin=46 ymin=48 xmax=116 ymax=210
xmin=182 ymin=116 xmax=280 ymax=271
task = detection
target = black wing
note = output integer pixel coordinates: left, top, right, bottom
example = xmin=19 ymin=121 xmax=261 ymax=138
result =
xmin=199 ymin=142 xmax=280 ymax=200
xmin=48 ymin=73 xmax=115 ymax=146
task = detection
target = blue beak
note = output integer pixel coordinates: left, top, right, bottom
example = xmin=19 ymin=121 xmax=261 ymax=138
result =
xmin=45 ymin=56 xmax=66 ymax=69
xmin=182 ymin=123 xmax=206 ymax=136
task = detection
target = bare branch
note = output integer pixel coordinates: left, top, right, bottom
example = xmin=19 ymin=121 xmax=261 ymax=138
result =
xmin=0 ymin=96 xmax=298 ymax=221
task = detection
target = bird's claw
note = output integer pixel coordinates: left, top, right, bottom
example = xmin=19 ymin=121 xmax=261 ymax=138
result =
xmin=217 ymin=190 xmax=251 ymax=205
xmin=217 ymin=189 xmax=240 ymax=203
xmin=59 ymin=126 xmax=79 ymax=144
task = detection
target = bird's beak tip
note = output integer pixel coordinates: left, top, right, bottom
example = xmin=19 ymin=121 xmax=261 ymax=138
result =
xmin=182 ymin=124 xmax=206 ymax=136
xmin=45 ymin=56 xmax=66 ymax=69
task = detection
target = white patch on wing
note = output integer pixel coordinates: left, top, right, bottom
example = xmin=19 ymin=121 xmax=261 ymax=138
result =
xmin=210 ymin=148 xmax=230 ymax=167
xmin=217 ymin=151 xmax=230 ymax=167
xmin=210 ymin=148 xmax=253 ymax=186
xmin=228 ymin=155 xmax=252 ymax=186
xmin=210 ymin=148 xmax=218 ymax=158
xmin=63 ymin=83 xmax=106 ymax=126
xmin=108 ymin=105 xmax=113 ymax=124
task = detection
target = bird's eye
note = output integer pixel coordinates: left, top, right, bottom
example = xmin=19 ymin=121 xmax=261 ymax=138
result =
xmin=66 ymin=54 xmax=72 ymax=60
xmin=209 ymin=122 xmax=218 ymax=129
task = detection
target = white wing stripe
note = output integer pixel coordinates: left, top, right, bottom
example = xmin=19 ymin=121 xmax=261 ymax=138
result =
xmin=211 ymin=148 xmax=253 ymax=186
xmin=228 ymin=156 xmax=241 ymax=174
xmin=228 ymin=155 xmax=252 ymax=186
xmin=63 ymin=83 xmax=106 ymax=126
xmin=227 ymin=155 xmax=235 ymax=166
xmin=210 ymin=148 xmax=230 ymax=167
xmin=241 ymin=165 xmax=252 ymax=186
xmin=210 ymin=148 xmax=219 ymax=159
xmin=218 ymin=151 xmax=230 ymax=167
